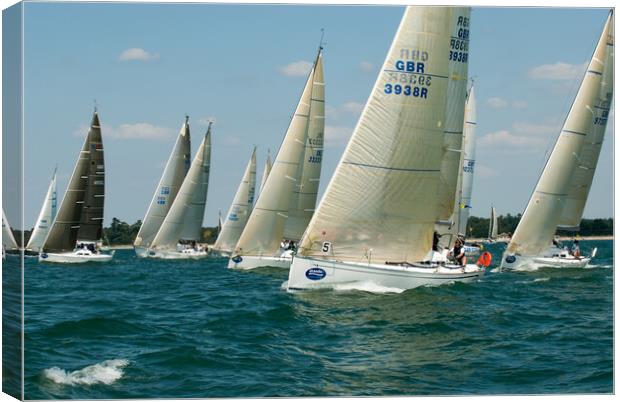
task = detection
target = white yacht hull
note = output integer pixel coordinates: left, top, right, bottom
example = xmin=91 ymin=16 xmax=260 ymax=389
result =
xmin=501 ymin=253 xmax=591 ymax=270
xmin=39 ymin=250 xmax=114 ymax=264
xmin=286 ymin=255 xmax=484 ymax=291
xmin=144 ymin=248 xmax=209 ymax=259
xmin=134 ymin=246 xmax=149 ymax=258
xmin=227 ymin=253 xmax=293 ymax=270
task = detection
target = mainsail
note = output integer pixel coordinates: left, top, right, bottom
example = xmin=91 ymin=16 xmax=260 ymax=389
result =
xmin=298 ymin=6 xmax=455 ymax=263
xmin=234 ymin=48 xmax=325 ymax=256
xmin=435 ymin=8 xmax=471 ymax=224
xmin=507 ymin=12 xmax=614 ymax=257
xmin=258 ymin=150 xmax=272 ymax=196
xmin=488 ymin=207 xmax=498 ymax=240
xmin=42 ymin=112 xmax=103 ymax=253
xmin=283 ymin=50 xmax=325 ymax=240
xmin=134 ymin=117 xmax=191 ymax=249
xmin=26 ymin=168 xmax=58 ymax=251
xmin=150 ymin=124 xmax=212 ymax=250
xmin=2 ymin=210 xmax=18 ymax=250
xmin=457 ymin=86 xmax=477 ymax=234
xmin=213 ymin=147 xmax=257 ymax=253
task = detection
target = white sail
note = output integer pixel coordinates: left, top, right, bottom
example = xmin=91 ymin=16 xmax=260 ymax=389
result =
xmin=507 ymin=12 xmax=613 ymax=257
xmin=283 ymin=51 xmax=325 ymax=240
xmin=213 ymin=147 xmax=257 ymax=253
xmin=457 ymin=86 xmax=477 ymax=234
xmin=26 ymin=168 xmax=58 ymax=251
xmin=488 ymin=207 xmax=498 ymax=239
xmin=436 ymin=8 xmax=471 ymax=224
xmin=297 ymin=7 xmax=454 ymax=263
xmin=234 ymin=49 xmax=324 ymax=257
xmin=258 ymin=150 xmax=272 ymax=197
xmin=134 ymin=117 xmax=191 ymax=249
xmin=150 ymin=125 xmax=212 ymax=250
xmin=2 ymin=210 xmax=18 ymax=250
xmin=558 ymin=14 xmax=614 ymax=230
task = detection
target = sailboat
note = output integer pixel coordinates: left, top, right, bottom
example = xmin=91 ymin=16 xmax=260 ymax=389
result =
xmin=228 ymin=44 xmax=325 ymax=270
xmin=134 ymin=116 xmax=191 ymax=257
xmin=501 ymin=11 xmax=613 ymax=270
xmin=2 ymin=209 xmax=19 ymax=257
xmin=25 ymin=168 xmax=57 ymax=256
xmin=211 ymin=147 xmax=257 ymax=257
xmin=286 ymin=6 xmax=488 ymax=291
xmin=146 ymin=123 xmax=212 ymax=259
xmin=258 ymin=149 xmax=272 ymax=196
xmin=457 ymin=86 xmax=477 ymax=237
xmin=40 ymin=111 xmax=113 ymax=263
xmin=487 ymin=207 xmax=498 ymax=242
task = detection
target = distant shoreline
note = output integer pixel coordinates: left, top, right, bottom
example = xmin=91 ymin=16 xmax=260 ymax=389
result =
xmin=469 ymin=235 xmax=613 ymax=242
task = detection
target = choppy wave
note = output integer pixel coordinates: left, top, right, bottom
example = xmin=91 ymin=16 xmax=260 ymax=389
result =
xmin=332 ymin=281 xmax=406 ymax=294
xmin=43 ymin=359 xmax=129 ymax=386
xmin=516 ymin=277 xmax=550 ymax=284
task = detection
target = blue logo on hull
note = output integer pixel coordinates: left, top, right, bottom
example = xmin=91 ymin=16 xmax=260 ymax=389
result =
xmin=232 ymin=255 xmax=243 ymax=263
xmin=305 ymin=267 xmax=326 ymax=280
xmin=505 ymin=255 xmax=516 ymax=264
xmin=41 ymin=253 xmax=48 ymax=259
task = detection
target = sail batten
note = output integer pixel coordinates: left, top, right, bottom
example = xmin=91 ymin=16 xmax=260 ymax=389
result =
xmin=507 ymin=12 xmax=614 ymax=257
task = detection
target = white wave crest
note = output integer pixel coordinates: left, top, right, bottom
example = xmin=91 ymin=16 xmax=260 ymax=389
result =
xmin=333 ymin=281 xmax=405 ymax=294
xmin=43 ymin=359 xmax=129 ymax=386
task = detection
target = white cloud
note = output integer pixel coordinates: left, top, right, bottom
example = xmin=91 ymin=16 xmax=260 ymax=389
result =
xmin=477 ymin=130 xmax=546 ymax=148
xmin=74 ymin=122 xmax=174 ymax=140
xmin=528 ymin=61 xmax=587 ymax=80
xmin=118 ymin=48 xmax=160 ymax=62
xmin=512 ymin=100 xmax=528 ymax=109
xmin=278 ymin=60 xmax=313 ymax=77
xmin=324 ymin=125 xmax=353 ymax=147
xmin=360 ymin=61 xmax=375 ymax=72
xmin=487 ymin=97 xmax=508 ymax=108
xmin=341 ymin=101 xmax=364 ymax=115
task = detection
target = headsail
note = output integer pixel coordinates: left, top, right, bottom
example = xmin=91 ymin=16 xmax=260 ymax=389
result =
xmin=457 ymin=85 xmax=477 ymax=235
xmin=298 ymin=6 xmax=454 ymax=263
xmin=258 ymin=149 xmax=272 ymax=197
xmin=507 ymin=12 xmax=614 ymax=257
xmin=213 ymin=147 xmax=257 ymax=253
xmin=283 ymin=50 xmax=325 ymax=240
xmin=26 ymin=168 xmax=58 ymax=251
xmin=2 ymin=210 xmax=18 ymax=250
xmin=42 ymin=111 xmax=102 ymax=253
xmin=134 ymin=117 xmax=191 ymax=249
xmin=558 ymin=13 xmax=614 ymax=230
xmin=150 ymin=124 xmax=212 ymax=250
xmin=234 ymin=47 xmax=324 ymax=256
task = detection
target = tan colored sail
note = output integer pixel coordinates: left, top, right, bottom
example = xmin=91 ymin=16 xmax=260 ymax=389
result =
xmin=298 ymin=6 xmax=453 ymax=263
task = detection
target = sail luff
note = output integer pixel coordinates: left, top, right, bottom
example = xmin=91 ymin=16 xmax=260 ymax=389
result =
xmin=234 ymin=50 xmax=319 ymax=257
xmin=283 ymin=50 xmax=325 ymax=240
xmin=507 ymin=12 xmax=613 ymax=257
xmin=435 ymin=8 xmax=471 ymax=222
xmin=26 ymin=168 xmax=58 ymax=251
xmin=151 ymin=125 xmax=212 ymax=249
xmin=298 ymin=6 xmax=453 ymax=263
xmin=2 ymin=210 xmax=18 ymax=250
xmin=213 ymin=147 xmax=257 ymax=253
xmin=134 ymin=118 xmax=191 ymax=248
xmin=41 ymin=114 xmax=95 ymax=253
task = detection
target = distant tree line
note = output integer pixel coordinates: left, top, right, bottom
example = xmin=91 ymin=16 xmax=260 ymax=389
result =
xmin=465 ymin=214 xmax=613 ymax=238
xmin=9 ymin=216 xmax=611 ymax=247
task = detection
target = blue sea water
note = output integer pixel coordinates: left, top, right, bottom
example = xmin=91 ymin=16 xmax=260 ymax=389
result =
xmin=6 ymin=240 xmax=613 ymax=398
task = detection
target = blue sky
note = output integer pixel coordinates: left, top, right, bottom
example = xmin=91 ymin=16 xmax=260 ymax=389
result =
xmin=14 ymin=2 xmax=613 ymax=228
